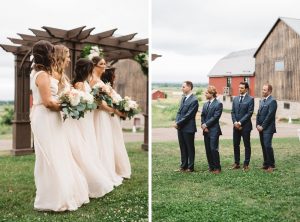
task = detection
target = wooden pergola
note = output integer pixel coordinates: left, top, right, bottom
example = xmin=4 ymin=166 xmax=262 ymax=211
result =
xmin=0 ymin=26 xmax=148 ymax=155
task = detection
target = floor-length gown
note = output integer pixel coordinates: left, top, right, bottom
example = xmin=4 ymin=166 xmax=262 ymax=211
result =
xmin=93 ymin=80 xmax=123 ymax=186
xmin=30 ymin=70 xmax=89 ymax=211
xmin=63 ymin=81 xmax=114 ymax=198
xmin=110 ymin=89 xmax=131 ymax=179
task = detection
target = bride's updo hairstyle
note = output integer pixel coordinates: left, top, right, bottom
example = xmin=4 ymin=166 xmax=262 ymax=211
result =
xmin=32 ymin=40 xmax=54 ymax=73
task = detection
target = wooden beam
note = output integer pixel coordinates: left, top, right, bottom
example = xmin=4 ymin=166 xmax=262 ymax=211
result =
xmin=77 ymin=27 xmax=95 ymax=40
xmin=29 ymin=28 xmax=52 ymax=38
xmin=84 ymin=28 xmax=118 ymax=42
xmin=7 ymin=38 xmax=34 ymax=47
xmin=17 ymin=33 xmax=39 ymax=41
xmin=130 ymin=38 xmax=148 ymax=45
xmin=152 ymin=54 xmax=162 ymax=61
xmin=0 ymin=44 xmax=30 ymax=54
xmin=67 ymin=26 xmax=86 ymax=39
xmin=42 ymin=26 xmax=67 ymax=38
xmin=114 ymin=33 xmax=137 ymax=43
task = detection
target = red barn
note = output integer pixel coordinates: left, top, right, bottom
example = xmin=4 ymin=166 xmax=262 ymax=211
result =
xmin=152 ymin=90 xmax=166 ymax=100
xmin=208 ymin=48 xmax=256 ymax=97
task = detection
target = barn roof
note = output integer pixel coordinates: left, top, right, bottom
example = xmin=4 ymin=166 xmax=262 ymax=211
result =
xmin=208 ymin=48 xmax=256 ymax=77
xmin=254 ymin=17 xmax=300 ymax=57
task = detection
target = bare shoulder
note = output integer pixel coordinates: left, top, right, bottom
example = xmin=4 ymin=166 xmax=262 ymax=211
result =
xmin=35 ymin=71 xmax=50 ymax=85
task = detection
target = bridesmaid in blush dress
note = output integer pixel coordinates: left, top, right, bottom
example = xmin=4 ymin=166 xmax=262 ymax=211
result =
xmin=30 ymin=40 xmax=89 ymax=212
xmin=102 ymin=67 xmax=131 ymax=179
xmin=89 ymin=56 xmax=123 ymax=187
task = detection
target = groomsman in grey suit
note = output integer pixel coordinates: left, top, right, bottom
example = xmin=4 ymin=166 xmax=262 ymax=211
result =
xmin=231 ymin=82 xmax=254 ymax=170
xmin=256 ymin=83 xmax=277 ymax=172
xmin=174 ymin=81 xmax=199 ymax=172
xmin=201 ymin=85 xmax=223 ymax=174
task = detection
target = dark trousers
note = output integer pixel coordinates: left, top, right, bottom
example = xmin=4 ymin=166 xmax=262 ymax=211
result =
xmin=204 ymin=133 xmax=221 ymax=170
xmin=233 ymin=129 xmax=251 ymax=166
xmin=178 ymin=130 xmax=195 ymax=170
xmin=259 ymin=132 xmax=275 ymax=167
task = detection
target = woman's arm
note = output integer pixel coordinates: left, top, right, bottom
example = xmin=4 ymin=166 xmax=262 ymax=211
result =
xmin=36 ymin=72 xmax=61 ymax=111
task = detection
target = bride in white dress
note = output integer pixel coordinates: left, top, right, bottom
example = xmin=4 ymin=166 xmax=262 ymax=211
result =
xmin=30 ymin=40 xmax=89 ymax=211
xmin=52 ymin=47 xmax=114 ymax=198
xmin=90 ymin=56 xmax=123 ymax=186
xmin=101 ymin=68 xmax=131 ymax=179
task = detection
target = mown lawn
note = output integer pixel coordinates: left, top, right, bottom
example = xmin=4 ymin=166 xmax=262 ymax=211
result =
xmin=152 ymin=138 xmax=300 ymax=222
xmin=0 ymin=142 xmax=148 ymax=222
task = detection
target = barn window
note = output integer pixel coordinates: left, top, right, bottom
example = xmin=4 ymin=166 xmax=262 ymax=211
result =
xmin=275 ymin=60 xmax=284 ymax=71
xmin=284 ymin=103 xmax=290 ymax=109
xmin=223 ymin=96 xmax=226 ymax=102
xmin=244 ymin=77 xmax=249 ymax=83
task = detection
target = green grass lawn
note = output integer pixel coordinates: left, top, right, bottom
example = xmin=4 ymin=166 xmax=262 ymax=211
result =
xmin=152 ymin=138 xmax=300 ymax=222
xmin=0 ymin=142 xmax=148 ymax=222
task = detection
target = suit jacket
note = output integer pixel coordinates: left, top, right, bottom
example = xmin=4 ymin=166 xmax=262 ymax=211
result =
xmin=176 ymin=94 xmax=199 ymax=133
xmin=231 ymin=93 xmax=254 ymax=131
xmin=201 ymin=99 xmax=223 ymax=136
xmin=256 ymin=95 xmax=277 ymax=134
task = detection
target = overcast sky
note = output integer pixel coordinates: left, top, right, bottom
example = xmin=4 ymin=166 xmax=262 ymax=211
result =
xmin=152 ymin=0 xmax=300 ymax=84
xmin=0 ymin=0 xmax=148 ymax=100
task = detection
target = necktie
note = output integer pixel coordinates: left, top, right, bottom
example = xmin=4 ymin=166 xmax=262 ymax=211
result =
xmin=263 ymin=98 xmax=266 ymax=103
xmin=182 ymin=96 xmax=187 ymax=105
xmin=206 ymin=101 xmax=211 ymax=111
xmin=239 ymin=95 xmax=244 ymax=103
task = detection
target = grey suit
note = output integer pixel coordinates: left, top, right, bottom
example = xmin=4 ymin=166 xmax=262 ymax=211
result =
xmin=256 ymin=96 xmax=277 ymax=168
xmin=176 ymin=94 xmax=199 ymax=170
xmin=201 ymin=99 xmax=223 ymax=171
xmin=231 ymin=93 xmax=254 ymax=166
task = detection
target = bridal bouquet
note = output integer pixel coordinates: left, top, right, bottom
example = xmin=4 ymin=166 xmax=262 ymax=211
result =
xmin=113 ymin=96 xmax=139 ymax=120
xmin=59 ymin=88 xmax=97 ymax=121
xmin=91 ymin=82 xmax=113 ymax=107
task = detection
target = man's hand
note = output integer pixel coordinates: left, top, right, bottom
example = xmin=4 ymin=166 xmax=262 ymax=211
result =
xmin=173 ymin=123 xmax=178 ymax=129
xmin=257 ymin=125 xmax=263 ymax=132
xmin=201 ymin=124 xmax=207 ymax=130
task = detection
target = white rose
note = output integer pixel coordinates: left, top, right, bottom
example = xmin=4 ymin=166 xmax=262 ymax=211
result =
xmin=83 ymin=92 xmax=94 ymax=104
xmin=69 ymin=89 xmax=81 ymax=106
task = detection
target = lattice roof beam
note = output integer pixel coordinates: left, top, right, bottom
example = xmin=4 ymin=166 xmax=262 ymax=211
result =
xmin=67 ymin=26 xmax=86 ymax=39
xmin=29 ymin=28 xmax=52 ymax=38
xmin=130 ymin=38 xmax=148 ymax=45
xmin=77 ymin=27 xmax=95 ymax=40
xmin=114 ymin=33 xmax=137 ymax=43
xmin=42 ymin=26 xmax=68 ymax=38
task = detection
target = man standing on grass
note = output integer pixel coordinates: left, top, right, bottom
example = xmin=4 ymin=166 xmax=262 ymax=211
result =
xmin=174 ymin=81 xmax=199 ymax=173
xmin=256 ymin=83 xmax=277 ymax=172
xmin=231 ymin=82 xmax=254 ymax=171
xmin=201 ymin=85 xmax=223 ymax=174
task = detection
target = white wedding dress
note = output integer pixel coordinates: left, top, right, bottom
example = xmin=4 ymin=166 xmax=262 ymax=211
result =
xmin=63 ymin=81 xmax=114 ymax=198
xmin=30 ymin=70 xmax=89 ymax=211
xmin=110 ymin=89 xmax=131 ymax=179
xmin=93 ymin=80 xmax=123 ymax=186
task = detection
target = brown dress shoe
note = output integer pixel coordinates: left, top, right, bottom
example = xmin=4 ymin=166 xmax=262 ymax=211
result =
xmin=212 ymin=169 xmax=221 ymax=174
xmin=231 ymin=163 xmax=240 ymax=169
xmin=185 ymin=169 xmax=194 ymax=173
xmin=243 ymin=165 xmax=249 ymax=171
xmin=264 ymin=167 xmax=273 ymax=173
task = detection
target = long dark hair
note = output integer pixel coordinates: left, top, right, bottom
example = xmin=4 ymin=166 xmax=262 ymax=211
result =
xmin=72 ymin=58 xmax=94 ymax=85
xmin=101 ymin=68 xmax=116 ymax=88
xmin=32 ymin=40 xmax=54 ymax=73
xmin=91 ymin=56 xmax=103 ymax=67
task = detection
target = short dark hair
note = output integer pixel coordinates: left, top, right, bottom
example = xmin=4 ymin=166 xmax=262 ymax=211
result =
xmin=184 ymin=81 xmax=193 ymax=90
xmin=240 ymin=81 xmax=249 ymax=89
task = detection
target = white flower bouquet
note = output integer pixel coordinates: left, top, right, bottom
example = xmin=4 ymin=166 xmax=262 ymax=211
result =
xmin=114 ymin=96 xmax=139 ymax=120
xmin=59 ymin=88 xmax=97 ymax=121
xmin=91 ymin=82 xmax=113 ymax=107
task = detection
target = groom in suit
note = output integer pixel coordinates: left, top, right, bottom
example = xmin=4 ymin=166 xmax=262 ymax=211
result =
xmin=231 ymin=82 xmax=254 ymax=170
xmin=174 ymin=81 xmax=199 ymax=172
xmin=256 ymin=83 xmax=277 ymax=172
xmin=201 ymin=85 xmax=223 ymax=174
